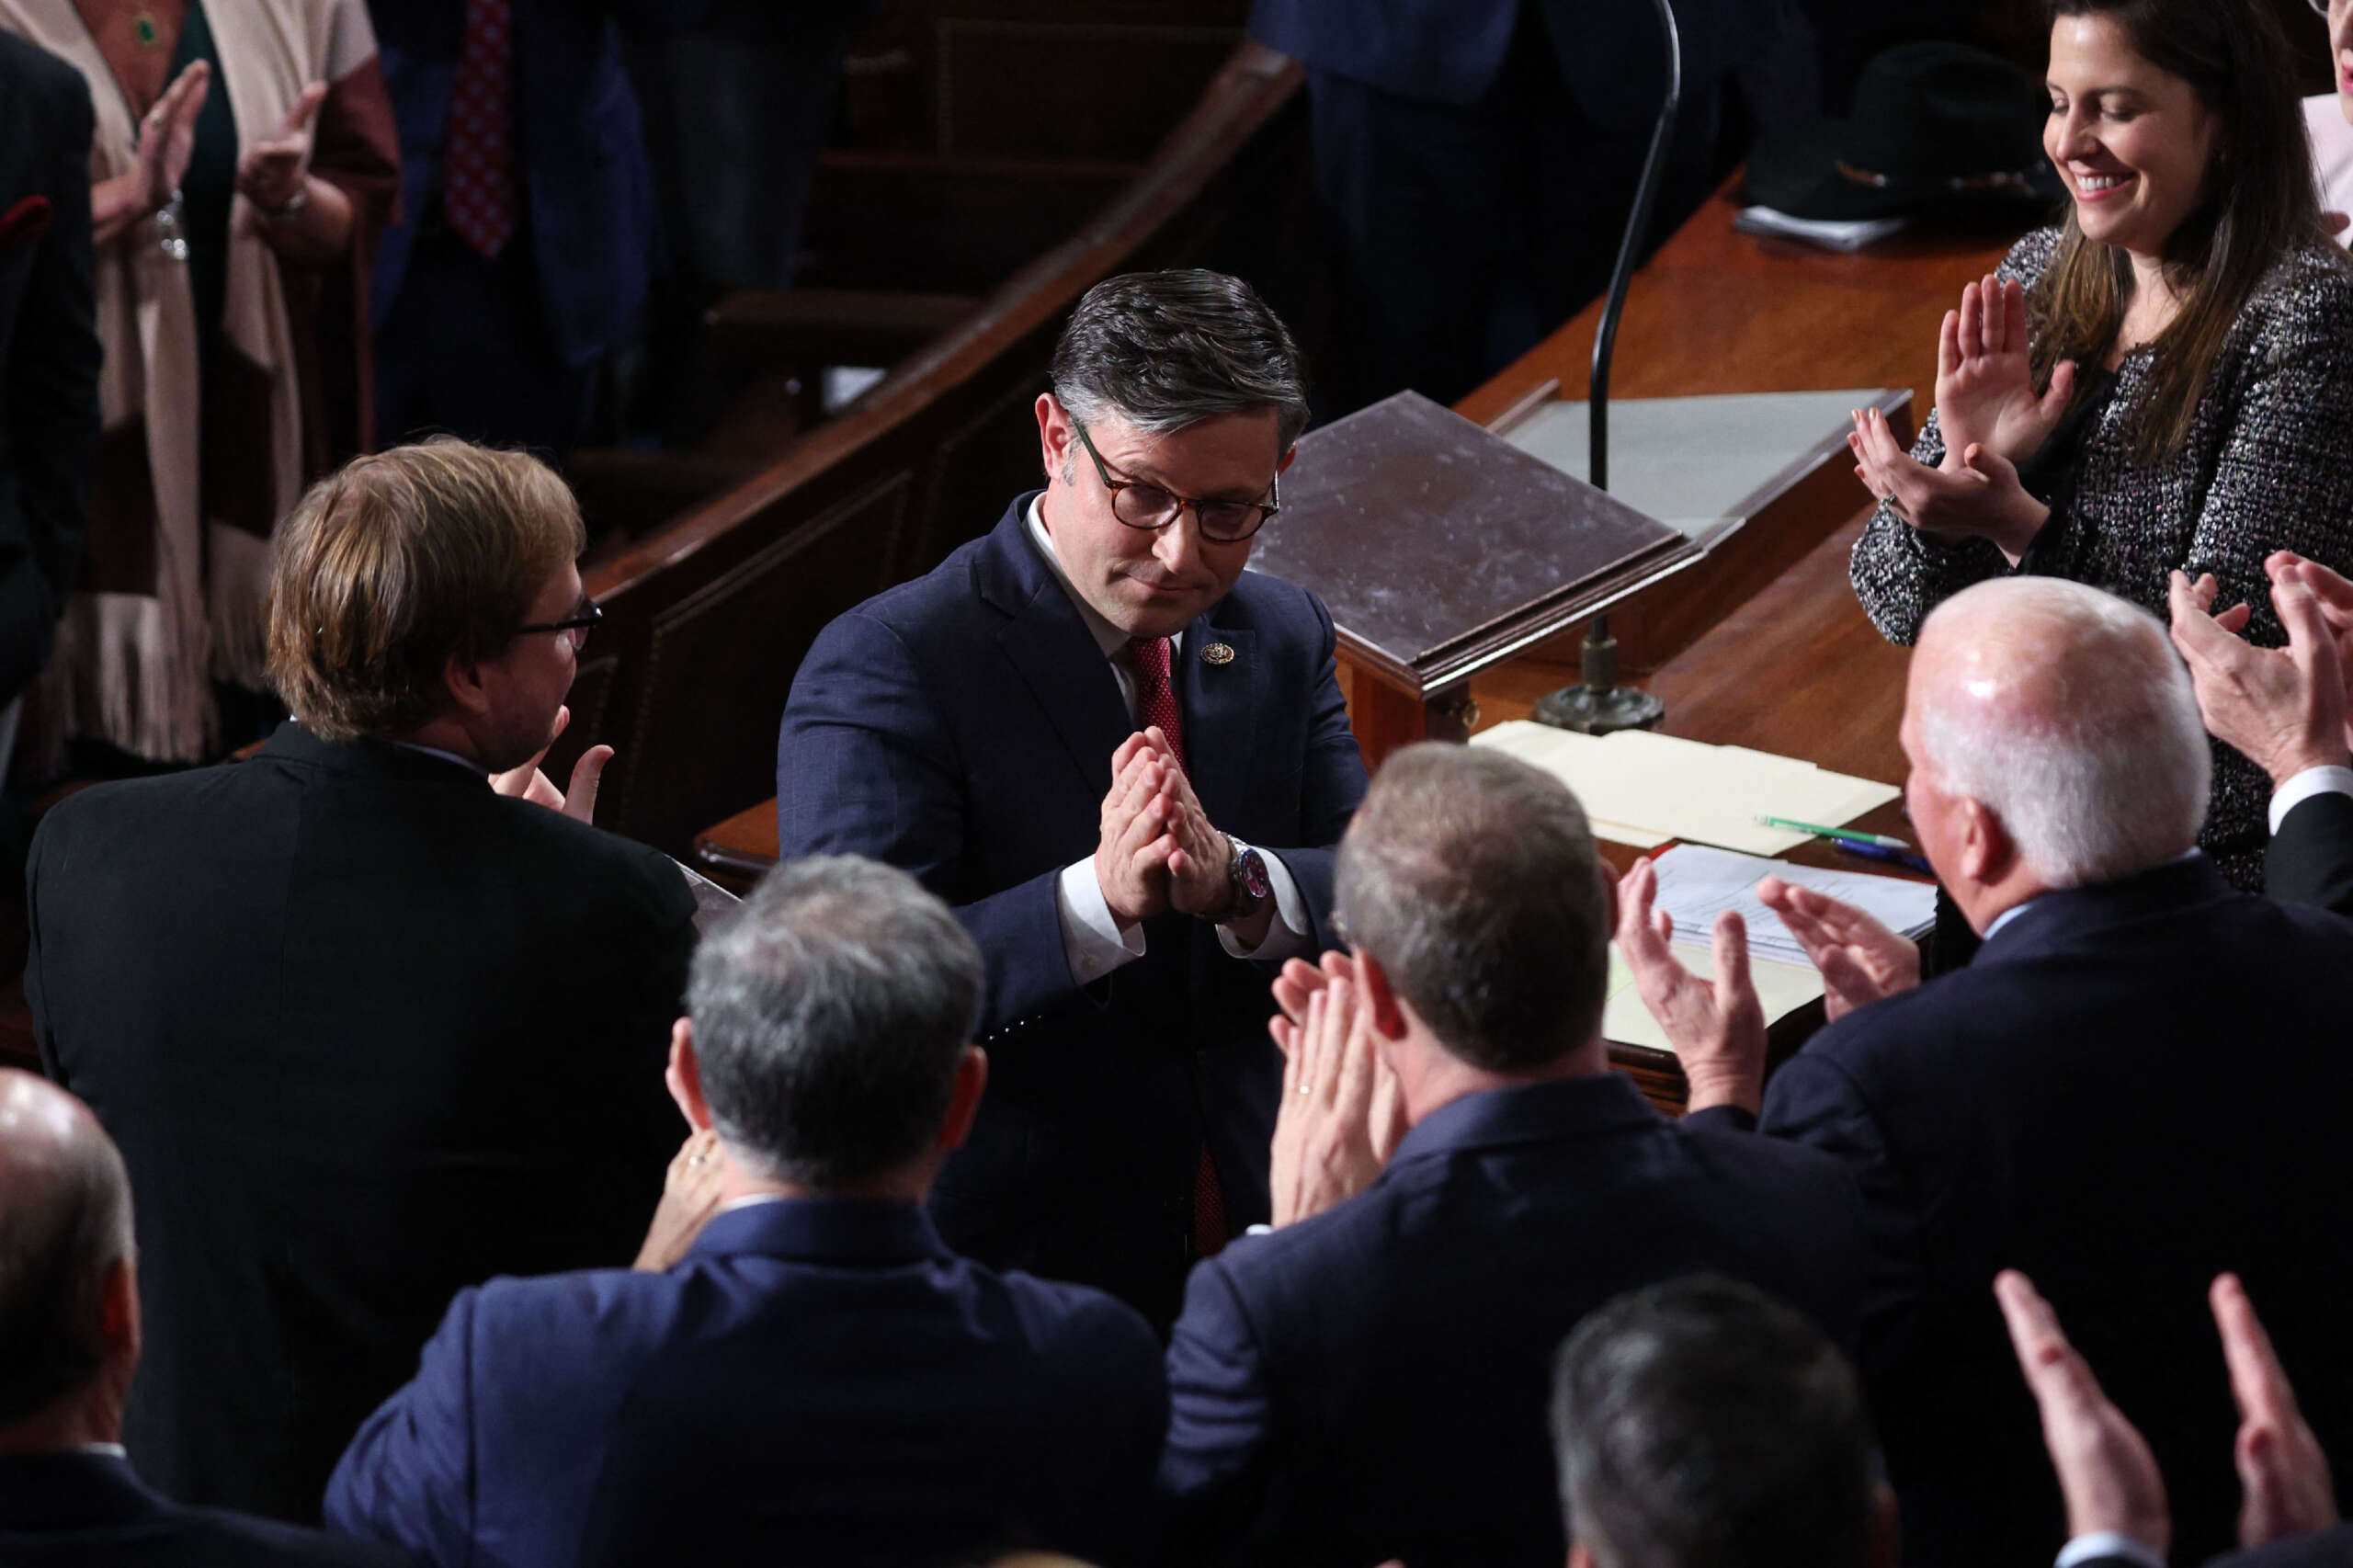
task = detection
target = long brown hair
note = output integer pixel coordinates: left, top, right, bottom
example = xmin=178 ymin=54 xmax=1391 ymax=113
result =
xmin=2029 ymin=0 xmax=2322 ymax=464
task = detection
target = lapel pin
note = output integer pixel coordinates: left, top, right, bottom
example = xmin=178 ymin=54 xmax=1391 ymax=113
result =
xmin=1199 ymin=642 xmax=1236 ymax=666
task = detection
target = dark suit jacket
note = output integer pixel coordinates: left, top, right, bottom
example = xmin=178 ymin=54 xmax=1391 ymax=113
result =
xmin=325 ymin=1199 xmax=1169 ymax=1568
xmin=0 ymin=1453 xmax=410 ymax=1567
xmin=776 ymin=495 xmax=1370 ymax=1329
xmin=0 ymin=31 xmax=98 ymax=703
xmin=2267 ymin=790 xmax=2353 ymax=917
xmin=27 ymin=724 xmax=697 ymax=1522
xmin=369 ymin=0 xmax=688 ymax=365
xmin=1695 ymin=857 xmax=2353 ymax=1568
xmin=1158 ymin=1072 xmax=1868 ymax=1568
xmin=2210 ymin=1525 xmax=2353 ymax=1568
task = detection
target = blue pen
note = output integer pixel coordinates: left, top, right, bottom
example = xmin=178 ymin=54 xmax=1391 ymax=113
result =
xmin=1831 ymin=840 xmax=1935 ymax=878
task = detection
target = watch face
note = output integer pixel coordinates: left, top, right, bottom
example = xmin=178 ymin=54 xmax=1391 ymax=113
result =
xmin=1238 ymin=848 xmax=1271 ymax=900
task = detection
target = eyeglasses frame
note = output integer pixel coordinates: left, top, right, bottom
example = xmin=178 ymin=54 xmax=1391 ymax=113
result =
xmin=514 ymin=598 xmax=604 ymax=649
xmin=1069 ymin=419 xmax=1280 ymax=543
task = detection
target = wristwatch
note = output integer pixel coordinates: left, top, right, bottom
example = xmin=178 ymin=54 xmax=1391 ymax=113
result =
xmin=1216 ymin=840 xmax=1270 ymax=926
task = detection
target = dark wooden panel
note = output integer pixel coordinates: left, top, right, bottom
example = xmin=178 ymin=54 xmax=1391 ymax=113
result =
xmin=938 ymin=19 xmax=1242 ymax=162
xmin=798 ymin=155 xmax=1134 ymax=295
xmin=606 ymin=473 xmax=915 ymax=858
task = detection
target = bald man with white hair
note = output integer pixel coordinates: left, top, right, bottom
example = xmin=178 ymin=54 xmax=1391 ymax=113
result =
xmin=0 ymin=1071 xmax=408 ymax=1566
xmin=1619 ymin=576 xmax=2353 ymax=1568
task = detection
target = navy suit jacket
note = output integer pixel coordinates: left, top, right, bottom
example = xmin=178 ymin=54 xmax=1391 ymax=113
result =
xmin=776 ymin=496 xmax=1370 ymax=1329
xmin=0 ymin=1453 xmax=409 ymax=1567
xmin=325 ymin=1199 xmax=1168 ymax=1568
xmin=1245 ymin=0 xmax=1726 ymax=123
xmin=2267 ymin=790 xmax=2353 ymax=917
xmin=369 ymin=0 xmax=688 ymax=365
xmin=1696 ymin=857 xmax=2353 ymax=1568
xmin=0 ymin=32 xmax=97 ymax=704
xmin=1158 ymin=1072 xmax=1868 ymax=1568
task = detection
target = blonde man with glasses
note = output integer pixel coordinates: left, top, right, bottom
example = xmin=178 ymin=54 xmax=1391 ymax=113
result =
xmin=777 ymin=269 xmax=1370 ymax=1334
xmin=25 ymin=437 xmax=696 ymax=1525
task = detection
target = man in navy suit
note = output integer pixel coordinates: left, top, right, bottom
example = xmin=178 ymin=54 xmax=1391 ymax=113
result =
xmin=1622 ymin=577 xmax=2353 ymax=1568
xmin=775 ymin=270 xmax=1370 ymax=1332
xmin=1156 ymin=744 xmax=1867 ymax=1568
xmin=325 ymin=856 xmax=1167 ymax=1568
xmin=369 ymin=0 xmax=692 ymax=454
xmin=0 ymin=1071 xmax=408 ymax=1567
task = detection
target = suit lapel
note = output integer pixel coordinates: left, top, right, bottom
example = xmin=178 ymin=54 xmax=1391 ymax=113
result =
xmin=1180 ymin=611 xmax=1259 ymax=830
xmin=979 ymin=503 xmax=1133 ymax=802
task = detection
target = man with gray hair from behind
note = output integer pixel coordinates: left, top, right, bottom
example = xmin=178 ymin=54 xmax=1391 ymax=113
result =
xmin=1156 ymin=744 xmax=1866 ymax=1568
xmin=1620 ymin=575 xmax=2353 ymax=1568
xmin=325 ymin=857 xmax=1168 ymax=1568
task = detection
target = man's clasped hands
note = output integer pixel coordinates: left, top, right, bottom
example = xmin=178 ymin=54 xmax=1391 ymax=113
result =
xmin=1094 ymin=726 xmax=1265 ymax=932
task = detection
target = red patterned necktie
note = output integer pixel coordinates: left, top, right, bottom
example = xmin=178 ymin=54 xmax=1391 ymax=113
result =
xmin=1126 ymin=635 xmax=1188 ymax=773
xmin=444 ymin=0 xmax=518 ymax=258
xmin=1128 ymin=636 xmax=1225 ymax=1256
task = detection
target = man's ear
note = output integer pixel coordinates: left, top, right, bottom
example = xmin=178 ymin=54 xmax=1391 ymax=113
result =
xmin=938 ymin=1047 xmax=988 ymax=1153
xmin=1567 ymin=1544 xmax=1597 ymax=1568
xmin=100 ymin=1252 xmax=140 ymax=1369
xmin=442 ymin=651 xmax=494 ymax=723
xmin=1352 ymin=951 xmax=1409 ymax=1041
xmin=1035 ymin=392 xmax=1074 ymax=488
xmin=665 ymin=1018 xmax=714 ymax=1133
xmin=1868 ymin=1479 xmax=1902 ymax=1568
xmin=1277 ymin=443 xmax=1299 ymax=475
xmin=1957 ymin=797 xmax=2015 ymax=888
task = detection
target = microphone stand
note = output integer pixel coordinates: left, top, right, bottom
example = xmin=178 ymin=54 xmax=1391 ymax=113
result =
xmin=1532 ymin=0 xmax=1681 ymax=734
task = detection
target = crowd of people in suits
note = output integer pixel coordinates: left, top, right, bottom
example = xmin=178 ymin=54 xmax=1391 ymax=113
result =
xmin=10 ymin=0 xmax=2353 ymax=1563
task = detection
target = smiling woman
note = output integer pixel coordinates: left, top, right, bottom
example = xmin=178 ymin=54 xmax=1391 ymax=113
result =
xmin=1847 ymin=0 xmax=2353 ymax=890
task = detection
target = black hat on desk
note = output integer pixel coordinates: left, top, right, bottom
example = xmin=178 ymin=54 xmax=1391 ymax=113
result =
xmin=1745 ymin=41 xmax=2064 ymax=222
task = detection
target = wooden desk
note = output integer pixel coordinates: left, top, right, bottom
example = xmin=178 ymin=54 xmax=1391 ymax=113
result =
xmin=1334 ymin=181 xmax=2013 ymax=759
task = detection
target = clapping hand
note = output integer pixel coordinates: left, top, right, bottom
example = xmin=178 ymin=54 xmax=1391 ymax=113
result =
xmin=2168 ymin=562 xmax=2350 ymax=787
xmin=1755 ymin=877 xmax=1920 ymax=1020
xmin=2000 ymin=1268 xmax=2338 ymax=1556
xmin=1997 ymin=1270 xmax=2172 ymax=1558
xmin=489 ymin=704 xmax=611 ymax=823
xmin=136 ymin=62 xmax=210 ymax=212
xmin=1137 ymin=727 xmax=1235 ymax=918
xmin=236 ymin=82 xmax=326 ymax=214
xmin=632 ymin=1127 xmax=726 ymax=1272
xmin=1849 ymin=404 xmax=2051 ymax=564
xmin=1934 ymin=276 xmax=2076 ymax=467
xmin=1267 ymin=957 xmax=1404 ymax=1225
xmin=1095 ymin=733 xmax=1177 ymax=925
xmin=1612 ymin=858 xmax=1766 ymax=1115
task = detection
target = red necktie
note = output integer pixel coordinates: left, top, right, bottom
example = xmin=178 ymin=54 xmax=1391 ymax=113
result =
xmin=1129 ymin=637 xmax=1225 ymax=1257
xmin=444 ymin=0 xmax=518 ymax=258
xmin=1126 ymin=635 xmax=1188 ymax=774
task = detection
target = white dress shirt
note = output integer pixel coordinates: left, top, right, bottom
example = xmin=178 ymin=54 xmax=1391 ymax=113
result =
xmin=1024 ymin=497 xmax=1313 ymax=984
xmin=2269 ymin=762 xmax=2353 ymax=835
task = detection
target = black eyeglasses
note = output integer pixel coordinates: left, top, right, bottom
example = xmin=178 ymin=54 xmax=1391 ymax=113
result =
xmin=1071 ymin=421 xmax=1279 ymax=544
xmin=514 ymin=598 xmax=602 ymax=650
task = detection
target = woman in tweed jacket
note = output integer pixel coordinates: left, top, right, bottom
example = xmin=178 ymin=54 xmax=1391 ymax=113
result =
xmin=1849 ymin=0 xmax=2353 ymax=888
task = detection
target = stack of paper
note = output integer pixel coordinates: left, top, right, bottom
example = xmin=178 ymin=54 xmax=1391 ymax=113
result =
xmin=1600 ymin=845 xmax=1937 ymax=1053
xmin=1471 ymin=721 xmax=1899 ymax=854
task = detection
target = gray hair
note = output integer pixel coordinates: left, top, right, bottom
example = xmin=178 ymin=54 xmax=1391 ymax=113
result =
xmin=1335 ymin=744 xmax=1610 ymax=1072
xmin=687 ymin=857 xmax=983 ymax=1190
xmin=1552 ymin=1276 xmax=1879 ymax=1568
xmin=1049 ymin=269 xmax=1311 ymax=455
xmin=0 ymin=1074 xmax=135 ymax=1424
xmin=1915 ymin=578 xmax=2209 ymax=887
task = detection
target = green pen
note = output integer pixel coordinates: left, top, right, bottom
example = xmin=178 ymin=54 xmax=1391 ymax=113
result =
xmin=1753 ymin=815 xmax=1912 ymax=849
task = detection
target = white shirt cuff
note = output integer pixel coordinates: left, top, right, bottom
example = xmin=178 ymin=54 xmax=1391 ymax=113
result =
xmin=1216 ymin=844 xmax=1314 ymax=961
xmin=2056 ymin=1531 xmax=2165 ymax=1568
xmin=2269 ymin=764 xmax=2353 ymax=835
xmin=1058 ymin=858 xmax=1146 ymax=985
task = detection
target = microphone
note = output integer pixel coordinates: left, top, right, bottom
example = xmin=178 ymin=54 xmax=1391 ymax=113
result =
xmin=1533 ymin=0 xmax=1680 ymax=734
